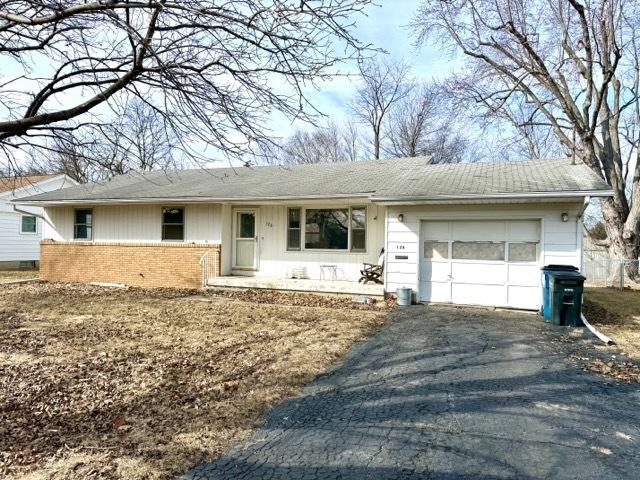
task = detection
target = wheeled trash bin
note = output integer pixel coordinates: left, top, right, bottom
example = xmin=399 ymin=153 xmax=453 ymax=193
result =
xmin=540 ymin=265 xmax=579 ymax=321
xmin=548 ymin=270 xmax=586 ymax=327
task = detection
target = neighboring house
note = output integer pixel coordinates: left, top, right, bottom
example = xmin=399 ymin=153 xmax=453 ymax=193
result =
xmin=0 ymin=174 xmax=77 ymax=268
xmin=14 ymin=158 xmax=612 ymax=310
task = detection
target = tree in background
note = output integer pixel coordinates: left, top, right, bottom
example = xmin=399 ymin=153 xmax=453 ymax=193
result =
xmin=29 ymin=100 xmax=180 ymax=182
xmin=0 ymin=0 xmax=372 ymax=173
xmin=351 ymin=60 xmax=412 ymax=159
xmin=385 ymin=83 xmax=468 ymax=163
xmin=414 ymin=0 xmax=640 ymax=276
xmin=260 ymin=121 xmax=363 ymax=165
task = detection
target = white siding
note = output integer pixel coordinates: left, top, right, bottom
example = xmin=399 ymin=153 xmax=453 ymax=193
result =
xmin=220 ymin=203 xmax=386 ymax=280
xmin=385 ymin=202 xmax=584 ymax=295
xmin=0 ymin=175 xmax=76 ymax=262
xmin=44 ymin=204 xmax=223 ymax=243
xmin=44 ymin=202 xmax=385 ymax=282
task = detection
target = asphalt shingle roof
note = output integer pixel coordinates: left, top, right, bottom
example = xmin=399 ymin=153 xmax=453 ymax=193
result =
xmin=15 ymin=157 xmax=612 ymax=204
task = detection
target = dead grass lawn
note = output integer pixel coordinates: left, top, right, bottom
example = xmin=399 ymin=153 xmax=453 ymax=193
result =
xmin=0 ymin=283 xmax=388 ymax=479
xmin=0 ymin=270 xmax=38 ymax=282
xmin=583 ymin=287 xmax=640 ymax=359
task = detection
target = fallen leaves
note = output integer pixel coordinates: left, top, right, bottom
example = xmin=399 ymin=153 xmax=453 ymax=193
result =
xmin=0 ymin=283 xmax=388 ymax=479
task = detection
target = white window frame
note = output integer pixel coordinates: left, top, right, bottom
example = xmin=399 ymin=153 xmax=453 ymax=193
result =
xmin=286 ymin=206 xmax=367 ymax=253
xmin=19 ymin=215 xmax=38 ymax=235
xmin=73 ymin=208 xmax=93 ymax=241
xmin=161 ymin=206 xmax=185 ymax=242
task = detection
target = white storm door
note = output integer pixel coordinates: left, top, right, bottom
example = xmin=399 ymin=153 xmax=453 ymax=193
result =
xmin=233 ymin=209 xmax=258 ymax=270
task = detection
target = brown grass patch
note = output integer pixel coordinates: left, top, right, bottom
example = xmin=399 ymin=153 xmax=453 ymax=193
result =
xmin=584 ymin=287 xmax=640 ymax=360
xmin=0 ymin=270 xmax=39 ymax=282
xmin=0 ymin=283 xmax=389 ymax=479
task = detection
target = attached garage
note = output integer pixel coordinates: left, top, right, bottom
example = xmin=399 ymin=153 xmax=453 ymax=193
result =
xmin=419 ymin=220 xmax=541 ymax=309
xmin=383 ymin=201 xmax=604 ymax=311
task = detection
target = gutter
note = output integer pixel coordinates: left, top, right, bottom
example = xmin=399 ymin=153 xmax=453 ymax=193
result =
xmin=371 ymin=190 xmax=614 ymax=204
xmin=11 ymin=193 xmax=374 ymax=207
xmin=12 ymin=189 xmax=615 ymax=207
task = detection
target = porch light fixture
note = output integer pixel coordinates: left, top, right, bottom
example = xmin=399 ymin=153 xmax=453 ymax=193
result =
xmin=397 ymin=213 xmax=404 ymax=223
xmin=561 ymin=212 xmax=569 ymax=222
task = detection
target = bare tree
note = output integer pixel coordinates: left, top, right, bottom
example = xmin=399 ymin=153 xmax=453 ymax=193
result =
xmin=262 ymin=121 xmax=364 ymax=165
xmin=385 ymin=83 xmax=467 ymax=163
xmin=0 ymin=0 xmax=372 ymax=173
xmin=352 ymin=59 xmax=412 ymax=159
xmin=31 ymin=100 xmax=181 ymax=181
xmin=414 ymin=0 xmax=640 ymax=277
xmin=447 ymin=76 xmax=564 ymax=160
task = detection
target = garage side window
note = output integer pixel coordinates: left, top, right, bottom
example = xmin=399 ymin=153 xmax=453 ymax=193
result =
xmin=452 ymin=241 xmax=505 ymax=261
xmin=424 ymin=241 xmax=448 ymax=259
xmin=74 ymin=209 xmax=93 ymax=240
xmin=508 ymin=242 xmax=538 ymax=262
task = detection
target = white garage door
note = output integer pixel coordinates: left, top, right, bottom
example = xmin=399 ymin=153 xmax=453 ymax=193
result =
xmin=419 ymin=220 xmax=541 ymax=310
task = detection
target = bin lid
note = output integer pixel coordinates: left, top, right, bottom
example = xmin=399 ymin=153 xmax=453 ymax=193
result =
xmin=549 ymin=270 xmax=586 ymax=281
xmin=541 ymin=264 xmax=579 ymax=272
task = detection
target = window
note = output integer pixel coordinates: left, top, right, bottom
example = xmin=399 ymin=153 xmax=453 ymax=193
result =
xmin=350 ymin=207 xmax=366 ymax=252
xmin=20 ymin=215 xmax=37 ymax=234
xmin=74 ymin=209 xmax=93 ymax=240
xmin=287 ymin=208 xmax=301 ymax=250
xmin=424 ymin=241 xmax=448 ymax=259
xmin=452 ymin=241 xmax=505 ymax=261
xmin=305 ymin=209 xmax=349 ymax=250
xmin=162 ymin=207 xmax=184 ymax=241
xmin=508 ymin=242 xmax=538 ymax=262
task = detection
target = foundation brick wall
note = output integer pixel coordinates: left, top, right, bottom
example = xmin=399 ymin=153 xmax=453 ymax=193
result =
xmin=40 ymin=240 xmax=221 ymax=288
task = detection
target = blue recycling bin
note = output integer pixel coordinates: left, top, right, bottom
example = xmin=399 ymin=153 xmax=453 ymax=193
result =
xmin=540 ymin=265 xmax=579 ymax=320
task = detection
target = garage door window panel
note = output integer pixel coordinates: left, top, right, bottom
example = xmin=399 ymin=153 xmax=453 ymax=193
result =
xmin=424 ymin=241 xmax=449 ymax=260
xmin=508 ymin=242 xmax=538 ymax=262
xmin=452 ymin=241 xmax=505 ymax=261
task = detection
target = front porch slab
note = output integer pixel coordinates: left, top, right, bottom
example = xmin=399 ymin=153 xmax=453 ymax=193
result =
xmin=206 ymin=276 xmax=384 ymax=297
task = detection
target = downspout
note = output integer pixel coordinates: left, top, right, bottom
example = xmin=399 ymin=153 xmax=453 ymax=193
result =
xmin=574 ymin=196 xmax=614 ymax=345
xmin=12 ymin=204 xmax=55 ymax=232
xmin=577 ymin=196 xmax=590 ymax=271
xmin=12 ymin=204 xmax=48 ymax=222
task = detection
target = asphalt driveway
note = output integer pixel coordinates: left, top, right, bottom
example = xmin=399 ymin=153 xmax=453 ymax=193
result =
xmin=181 ymin=305 xmax=640 ymax=480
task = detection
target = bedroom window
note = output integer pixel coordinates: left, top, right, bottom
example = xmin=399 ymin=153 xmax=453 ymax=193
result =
xmin=287 ymin=208 xmax=301 ymax=250
xmin=162 ymin=207 xmax=184 ymax=241
xmin=74 ymin=209 xmax=93 ymax=240
xmin=20 ymin=215 xmax=37 ymax=234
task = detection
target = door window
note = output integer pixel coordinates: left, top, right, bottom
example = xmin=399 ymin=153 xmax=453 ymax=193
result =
xmin=238 ymin=212 xmax=255 ymax=238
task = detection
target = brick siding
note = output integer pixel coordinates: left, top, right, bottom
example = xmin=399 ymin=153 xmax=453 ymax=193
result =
xmin=40 ymin=240 xmax=221 ymax=288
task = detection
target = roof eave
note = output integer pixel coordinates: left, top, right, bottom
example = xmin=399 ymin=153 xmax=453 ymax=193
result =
xmin=11 ymin=192 xmax=374 ymax=206
xmin=371 ymin=189 xmax=614 ymax=205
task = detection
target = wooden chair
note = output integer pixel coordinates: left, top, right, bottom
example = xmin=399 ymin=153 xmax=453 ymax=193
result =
xmin=359 ymin=249 xmax=385 ymax=284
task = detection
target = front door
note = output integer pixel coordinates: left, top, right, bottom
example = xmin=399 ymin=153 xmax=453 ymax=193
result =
xmin=233 ymin=209 xmax=258 ymax=270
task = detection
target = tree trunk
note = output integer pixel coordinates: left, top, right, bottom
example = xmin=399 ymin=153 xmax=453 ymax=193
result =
xmin=601 ymin=197 xmax=640 ymax=282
